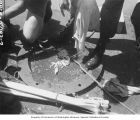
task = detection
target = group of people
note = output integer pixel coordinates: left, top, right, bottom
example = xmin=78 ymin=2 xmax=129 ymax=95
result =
xmin=0 ymin=0 xmax=140 ymax=114
xmin=1 ymin=0 xmax=140 ymax=70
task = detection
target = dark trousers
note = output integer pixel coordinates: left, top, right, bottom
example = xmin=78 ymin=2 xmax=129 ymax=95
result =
xmin=99 ymin=0 xmax=124 ymax=44
xmin=131 ymin=2 xmax=140 ymax=45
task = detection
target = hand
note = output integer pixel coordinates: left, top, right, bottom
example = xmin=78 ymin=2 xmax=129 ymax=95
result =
xmin=59 ymin=0 xmax=70 ymax=16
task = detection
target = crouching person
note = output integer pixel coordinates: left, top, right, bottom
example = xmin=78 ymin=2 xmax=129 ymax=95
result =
xmin=1 ymin=0 xmax=52 ymax=48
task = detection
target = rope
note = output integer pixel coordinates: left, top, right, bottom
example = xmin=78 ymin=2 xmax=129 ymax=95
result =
xmin=74 ymin=60 xmax=136 ymax=114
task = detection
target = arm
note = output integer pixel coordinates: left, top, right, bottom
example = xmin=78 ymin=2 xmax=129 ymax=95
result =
xmin=59 ymin=0 xmax=71 ymax=16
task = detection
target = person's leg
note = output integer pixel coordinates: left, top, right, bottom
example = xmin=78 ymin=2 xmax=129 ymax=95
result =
xmin=73 ymin=4 xmax=89 ymax=55
xmin=86 ymin=0 xmax=124 ymax=69
xmin=73 ymin=0 xmax=100 ymax=59
xmin=1 ymin=0 xmax=27 ymax=21
xmin=44 ymin=0 xmax=52 ymax=24
xmin=22 ymin=11 xmax=44 ymax=44
xmin=22 ymin=0 xmax=48 ymax=44
xmin=131 ymin=2 xmax=140 ymax=50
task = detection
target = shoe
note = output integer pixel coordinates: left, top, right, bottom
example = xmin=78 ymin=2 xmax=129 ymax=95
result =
xmin=85 ymin=44 xmax=105 ymax=70
xmin=57 ymin=48 xmax=70 ymax=60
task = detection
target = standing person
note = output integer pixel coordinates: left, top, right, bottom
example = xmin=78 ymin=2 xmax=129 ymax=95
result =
xmin=59 ymin=0 xmax=100 ymax=60
xmin=131 ymin=0 xmax=140 ymax=50
xmin=85 ymin=0 xmax=125 ymax=69
xmin=1 ymin=0 xmax=52 ymax=46
xmin=72 ymin=0 xmax=100 ymax=59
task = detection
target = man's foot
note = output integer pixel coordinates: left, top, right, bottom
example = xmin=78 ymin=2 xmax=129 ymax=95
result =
xmin=85 ymin=44 xmax=105 ymax=70
xmin=57 ymin=48 xmax=70 ymax=60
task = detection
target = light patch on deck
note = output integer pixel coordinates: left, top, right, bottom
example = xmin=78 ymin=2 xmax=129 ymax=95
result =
xmin=105 ymin=50 xmax=123 ymax=57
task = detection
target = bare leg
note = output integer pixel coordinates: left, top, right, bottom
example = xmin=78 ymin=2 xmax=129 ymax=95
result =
xmin=23 ymin=11 xmax=44 ymax=44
